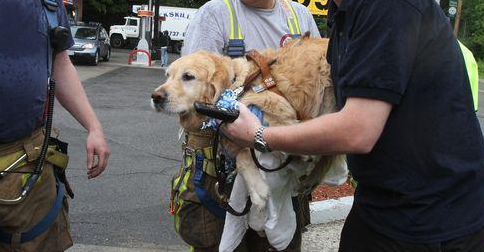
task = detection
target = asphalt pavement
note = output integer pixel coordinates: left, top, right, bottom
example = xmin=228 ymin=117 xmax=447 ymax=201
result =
xmin=61 ymin=49 xmax=484 ymax=252
xmin=62 ymin=49 xmax=186 ymax=251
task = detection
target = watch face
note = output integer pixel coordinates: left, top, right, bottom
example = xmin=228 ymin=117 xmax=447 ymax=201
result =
xmin=254 ymin=139 xmax=268 ymax=152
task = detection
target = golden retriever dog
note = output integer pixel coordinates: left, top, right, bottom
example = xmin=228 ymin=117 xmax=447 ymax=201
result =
xmin=151 ymin=37 xmax=337 ymax=211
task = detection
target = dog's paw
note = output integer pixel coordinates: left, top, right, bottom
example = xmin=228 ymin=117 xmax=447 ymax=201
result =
xmin=248 ymin=181 xmax=270 ymax=210
xmin=248 ymin=204 xmax=267 ymax=231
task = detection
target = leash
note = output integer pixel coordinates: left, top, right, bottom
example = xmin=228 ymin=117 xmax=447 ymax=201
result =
xmin=212 ymin=122 xmax=252 ymax=216
xmin=250 ymin=149 xmax=294 ymax=173
xmin=235 ymin=50 xmax=299 ymax=173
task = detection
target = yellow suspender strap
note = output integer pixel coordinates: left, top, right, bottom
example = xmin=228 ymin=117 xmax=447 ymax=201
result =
xmin=280 ymin=0 xmax=301 ymax=35
xmin=222 ymin=0 xmax=243 ymax=39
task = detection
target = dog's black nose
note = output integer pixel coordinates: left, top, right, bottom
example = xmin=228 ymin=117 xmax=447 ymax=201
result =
xmin=151 ymin=90 xmax=167 ymax=104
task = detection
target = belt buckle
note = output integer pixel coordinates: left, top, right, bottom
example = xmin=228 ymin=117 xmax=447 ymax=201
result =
xmin=252 ymin=84 xmax=266 ymax=93
xmin=182 ymin=146 xmax=195 ymax=169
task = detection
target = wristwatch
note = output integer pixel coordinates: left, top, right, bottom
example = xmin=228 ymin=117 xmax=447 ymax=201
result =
xmin=254 ymin=126 xmax=271 ymax=153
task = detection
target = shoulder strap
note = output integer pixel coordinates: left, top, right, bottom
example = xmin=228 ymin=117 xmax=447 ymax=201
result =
xmin=280 ymin=0 xmax=301 ymax=37
xmin=222 ymin=0 xmax=245 ymax=57
xmin=222 ymin=0 xmax=243 ymax=40
xmin=41 ymin=0 xmax=60 ymax=78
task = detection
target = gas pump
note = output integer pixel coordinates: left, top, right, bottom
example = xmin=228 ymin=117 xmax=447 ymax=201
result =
xmin=132 ymin=7 xmax=154 ymax=66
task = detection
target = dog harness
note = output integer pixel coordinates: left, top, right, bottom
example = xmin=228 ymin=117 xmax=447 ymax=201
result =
xmin=222 ymin=0 xmax=302 ymax=58
xmin=172 ymin=0 xmax=305 ymax=221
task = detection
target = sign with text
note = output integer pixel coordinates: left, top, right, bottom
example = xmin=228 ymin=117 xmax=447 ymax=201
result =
xmin=292 ymin=0 xmax=329 ymax=17
xmin=448 ymin=0 xmax=458 ymax=18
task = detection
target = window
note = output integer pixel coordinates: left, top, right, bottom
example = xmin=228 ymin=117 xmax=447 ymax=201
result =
xmin=129 ymin=19 xmax=137 ymax=26
xmin=71 ymin=27 xmax=97 ymax=40
xmin=100 ymin=29 xmax=107 ymax=39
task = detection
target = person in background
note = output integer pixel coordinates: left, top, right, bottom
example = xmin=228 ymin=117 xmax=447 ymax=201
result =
xmin=159 ymin=30 xmax=170 ymax=68
xmin=223 ymin=0 xmax=484 ymax=251
xmin=177 ymin=0 xmax=321 ymax=251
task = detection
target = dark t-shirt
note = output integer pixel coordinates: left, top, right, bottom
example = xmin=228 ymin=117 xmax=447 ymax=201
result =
xmin=327 ymin=0 xmax=484 ymax=243
xmin=0 ymin=0 xmax=74 ymax=143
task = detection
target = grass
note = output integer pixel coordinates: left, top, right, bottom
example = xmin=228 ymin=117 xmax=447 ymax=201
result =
xmin=478 ymin=60 xmax=484 ymax=78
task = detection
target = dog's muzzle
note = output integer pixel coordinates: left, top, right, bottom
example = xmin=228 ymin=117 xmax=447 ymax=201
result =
xmin=151 ymin=90 xmax=167 ymax=111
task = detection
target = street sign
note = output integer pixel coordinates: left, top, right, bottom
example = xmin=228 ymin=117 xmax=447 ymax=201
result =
xmin=449 ymin=0 xmax=458 ymax=18
xmin=292 ymin=0 xmax=329 ymax=17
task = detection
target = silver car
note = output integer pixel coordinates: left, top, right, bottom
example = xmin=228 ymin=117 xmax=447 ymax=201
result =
xmin=68 ymin=23 xmax=111 ymax=65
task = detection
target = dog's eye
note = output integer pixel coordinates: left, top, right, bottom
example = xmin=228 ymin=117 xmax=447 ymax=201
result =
xmin=182 ymin=73 xmax=195 ymax=81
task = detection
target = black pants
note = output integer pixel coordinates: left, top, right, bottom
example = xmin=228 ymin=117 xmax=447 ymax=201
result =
xmin=339 ymin=206 xmax=484 ymax=252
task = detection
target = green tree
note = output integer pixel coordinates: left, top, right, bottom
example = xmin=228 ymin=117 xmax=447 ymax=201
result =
xmin=84 ymin=0 xmax=129 ymax=14
xmin=459 ymin=0 xmax=484 ymax=60
xmin=163 ymin=0 xmax=209 ymax=8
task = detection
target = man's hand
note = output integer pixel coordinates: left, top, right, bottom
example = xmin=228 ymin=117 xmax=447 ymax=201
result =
xmin=86 ymin=128 xmax=110 ymax=179
xmin=223 ymin=103 xmax=261 ymax=148
xmin=54 ymin=52 xmax=110 ymax=179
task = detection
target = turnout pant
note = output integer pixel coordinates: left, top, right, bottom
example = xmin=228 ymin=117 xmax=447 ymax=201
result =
xmin=0 ymin=129 xmax=72 ymax=252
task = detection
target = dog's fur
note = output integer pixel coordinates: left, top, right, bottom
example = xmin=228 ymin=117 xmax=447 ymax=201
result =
xmin=152 ymin=37 xmax=336 ymax=211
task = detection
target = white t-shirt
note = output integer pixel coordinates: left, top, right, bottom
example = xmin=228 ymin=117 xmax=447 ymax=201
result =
xmin=181 ymin=0 xmax=321 ymax=55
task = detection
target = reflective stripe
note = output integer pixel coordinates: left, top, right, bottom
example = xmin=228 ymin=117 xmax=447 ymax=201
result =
xmin=1 ymin=145 xmax=68 ymax=187
xmin=458 ymin=41 xmax=479 ymax=111
xmin=280 ymin=0 xmax=301 ymax=35
xmin=223 ymin=0 xmax=301 ymax=41
xmin=222 ymin=0 xmax=243 ymax=39
xmin=0 ymin=146 xmax=68 ymax=172
xmin=173 ymin=168 xmax=191 ymax=233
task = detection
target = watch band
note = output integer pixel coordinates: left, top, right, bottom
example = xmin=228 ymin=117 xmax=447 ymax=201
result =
xmin=254 ymin=126 xmax=271 ymax=152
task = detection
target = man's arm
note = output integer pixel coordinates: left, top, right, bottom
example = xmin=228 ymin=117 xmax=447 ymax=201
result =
xmin=224 ymin=97 xmax=392 ymax=155
xmin=53 ymin=51 xmax=110 ymax=179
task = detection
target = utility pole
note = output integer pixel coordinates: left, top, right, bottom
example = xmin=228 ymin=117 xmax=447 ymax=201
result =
xmin=154 ymin=0 xmax=160 ymax=46
xmin=453 ymin=0 xmax=463 ymax=36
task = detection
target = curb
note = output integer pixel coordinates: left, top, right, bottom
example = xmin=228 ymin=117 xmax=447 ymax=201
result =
xmin=66 ymin=244 xmax=188 ymax=252
xmin=103 ymin=61 xmax=165 ymax=70
xmin=309 ymin=196 xmax=353 ymax=224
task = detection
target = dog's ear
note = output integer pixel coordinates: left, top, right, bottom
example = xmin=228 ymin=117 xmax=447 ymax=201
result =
xmin=202 ymin=54 xmax=231 ymax=103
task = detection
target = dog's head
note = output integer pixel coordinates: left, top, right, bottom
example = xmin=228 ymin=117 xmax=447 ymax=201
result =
xmin=151 ymin=51 xmax=234 ymax=117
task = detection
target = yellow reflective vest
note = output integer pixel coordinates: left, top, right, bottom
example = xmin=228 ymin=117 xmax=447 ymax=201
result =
xmin=458 ymin=41 xmax=479 ymax=111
